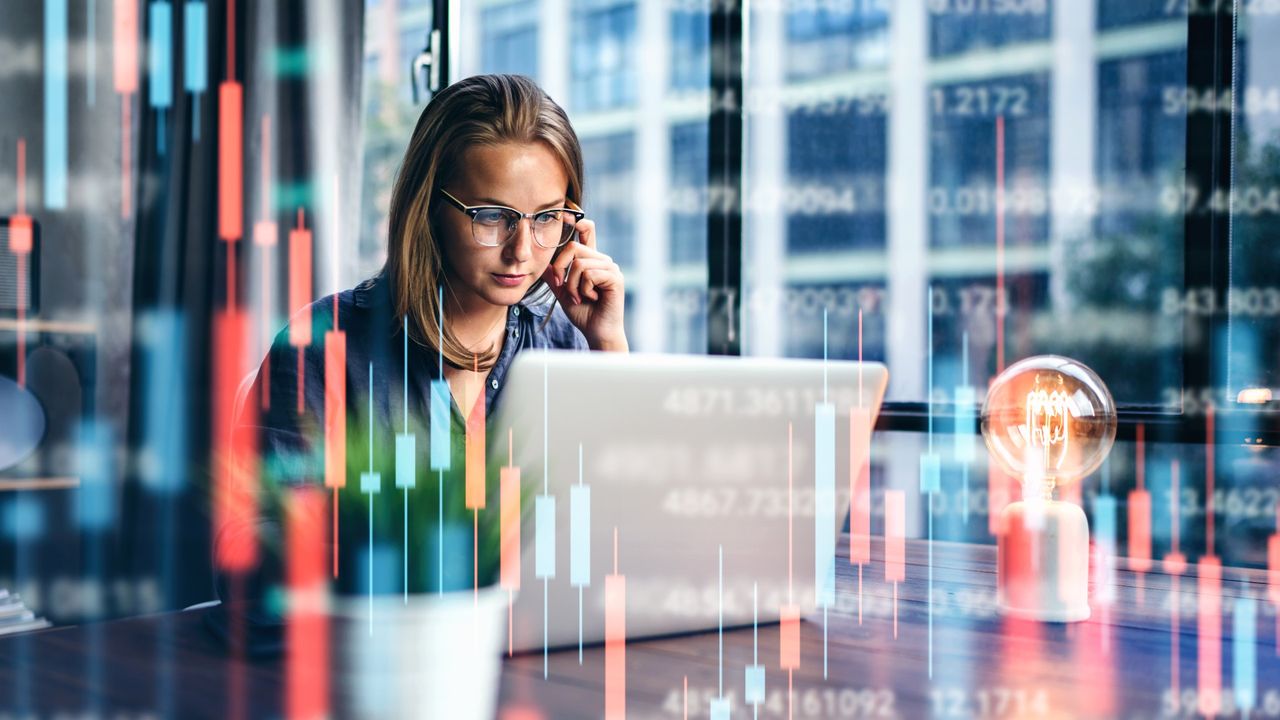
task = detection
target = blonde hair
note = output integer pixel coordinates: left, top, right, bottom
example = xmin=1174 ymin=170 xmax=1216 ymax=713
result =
xmin=383 ymin=74 xmax=584 ymax=369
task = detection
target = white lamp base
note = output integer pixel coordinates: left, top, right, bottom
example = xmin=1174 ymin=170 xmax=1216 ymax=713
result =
xmin=996 ymin=499 xmax=1090 ymax=623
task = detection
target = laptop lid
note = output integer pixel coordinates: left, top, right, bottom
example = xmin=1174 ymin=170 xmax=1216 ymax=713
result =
xmin=489 ymin=351 xmax=889 ymax=652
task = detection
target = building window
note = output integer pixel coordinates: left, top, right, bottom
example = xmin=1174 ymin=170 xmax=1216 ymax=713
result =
xmin=480 ymin=2 xmax=539 ymax=77
xmin=571 ymin=1 xmax=638 ymax=112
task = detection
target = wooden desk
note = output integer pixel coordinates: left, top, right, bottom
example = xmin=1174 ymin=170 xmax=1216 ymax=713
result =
xmin=2 ymin=535 xmax=1276 ymax=718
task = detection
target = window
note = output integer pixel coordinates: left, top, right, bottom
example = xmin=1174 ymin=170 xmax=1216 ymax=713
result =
xmin=785 ymin=0 xmax=889 ymax=79
xmin=481 ymin=2 xmax=539 ymax=78
xmin=1097 ymin=0 xmax=1171 ymax=30
xmin=928 ymin=0 xmax=1053 ymax=58
xmin=582 ymin=132 xmax=637 ymax=270
xmin=786 ymin=99 xmax=888 ymax=255
xmin=669 ymin=122 xmax=707 ymax=266
xmin=670 ymin=8 xmax=710 ymax=92
xmin=569 ymin=1 xmax=638 ymax=113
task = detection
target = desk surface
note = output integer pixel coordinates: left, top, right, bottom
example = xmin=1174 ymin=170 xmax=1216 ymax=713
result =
xmin=2 ymin=534 xmax=1275 ymax=718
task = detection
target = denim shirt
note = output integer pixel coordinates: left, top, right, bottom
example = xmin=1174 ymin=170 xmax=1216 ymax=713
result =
xmin=209 ymin=272 xmax=587 ymax=651
xmin=245 ymin=271 xmax=588 ymax=477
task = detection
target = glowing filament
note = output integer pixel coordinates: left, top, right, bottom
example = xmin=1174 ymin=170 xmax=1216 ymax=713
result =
xmin=1026 ymin=378 xmax=1070 ymax=476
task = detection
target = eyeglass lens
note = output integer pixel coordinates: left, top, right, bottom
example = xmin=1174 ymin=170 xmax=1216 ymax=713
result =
xmin=471 ymin=208 xmax=578 ymax=248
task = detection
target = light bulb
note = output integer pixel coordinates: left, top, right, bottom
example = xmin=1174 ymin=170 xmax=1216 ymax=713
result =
xmin=980 ymin=355 xmax=1117 ymax=623
xmin=981 ymin=355 xmax=1117 ymax=497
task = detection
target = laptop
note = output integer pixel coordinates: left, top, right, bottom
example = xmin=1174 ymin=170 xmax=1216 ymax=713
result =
xmin=488 ymin=351 xmax=890 ymax=652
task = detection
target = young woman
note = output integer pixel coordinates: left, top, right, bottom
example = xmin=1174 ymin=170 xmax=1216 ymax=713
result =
xmin=236 ymin=73 xmax=627 ymax=471
xmin=214 ymin=74 xmax=626 ymax=636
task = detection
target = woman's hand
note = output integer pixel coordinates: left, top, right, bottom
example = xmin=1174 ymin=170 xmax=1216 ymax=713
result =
xmin=540 ymin=217 xmax=629 ymax=351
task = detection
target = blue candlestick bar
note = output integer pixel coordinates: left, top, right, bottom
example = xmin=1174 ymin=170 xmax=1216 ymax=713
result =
xmin=183 ymin=1 xmax=207 ymax=140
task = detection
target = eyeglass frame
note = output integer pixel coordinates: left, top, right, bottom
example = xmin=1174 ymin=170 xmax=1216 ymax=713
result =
xmin=437 ymin=188 xmax=585 ymax=249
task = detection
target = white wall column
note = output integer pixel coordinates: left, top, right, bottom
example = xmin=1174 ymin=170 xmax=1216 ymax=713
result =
xmin=538 ymin=0 xmax=570 ymax=103
xmin=886 ymin=2 xmax=927 ymax=402
xmin=1050 ymin=0 xmax=1096 ymax=314
xmin=745 ymin=2 xmax=786 ymax=357
xmin=633 ymin=0 xmax=669 ymax=352
xmin=885 ymin=1 xmax=929 ymax=535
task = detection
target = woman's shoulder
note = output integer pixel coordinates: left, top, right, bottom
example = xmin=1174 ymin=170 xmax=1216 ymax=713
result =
xmin=273 ymin=274 xmax=392 ymax=348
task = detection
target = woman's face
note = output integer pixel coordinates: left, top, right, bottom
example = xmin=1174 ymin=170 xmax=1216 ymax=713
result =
xmin=436 ymin=141 xmax=570 ymax=311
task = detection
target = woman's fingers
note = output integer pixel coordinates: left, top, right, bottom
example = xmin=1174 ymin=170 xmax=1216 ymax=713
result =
xmin=548 ymin=242 xmax=582 ymax=288
xmin=565 ymin=256 xmax=613 ymax=304
xmin=579 ymin=266 xmax=619 ymax=302
xmin=576 ymin=218 xmax=597 ymax=250
xmin=547 ymin=218 xmax=602 ymax=284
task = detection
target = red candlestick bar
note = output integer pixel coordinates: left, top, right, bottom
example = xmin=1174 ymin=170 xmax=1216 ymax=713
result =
xmin=212 ymin=309 xmax=259 ymax=571
xmin=113 ymin=0 xmax=137 ymax=218
xmin=885 ymin=489 xmax=905 ymax=639
xmin=286 ymin=487 xmax=329 ymax=719
xmin=10 ymin=140 xmax=32 ymax=387
xmin=605 ymin=528 xmax=626 ymax=720
xmin=465 ymin=355 xmax=487 ymax=510
xmin=324 ymin=327 xmax=347 ymax=577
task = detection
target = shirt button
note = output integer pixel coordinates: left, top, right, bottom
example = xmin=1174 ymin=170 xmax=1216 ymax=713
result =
xmin=513 ymin=307 xmax=520 ymax=316
xmin=513 ymin=328 xmax=519 ymax=338
xmin=491 ymin=378 xmax=499 ymax=389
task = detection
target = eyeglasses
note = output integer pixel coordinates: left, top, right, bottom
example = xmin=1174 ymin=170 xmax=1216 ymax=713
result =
xmin=438 ymin=189 xmax=585 ymax=249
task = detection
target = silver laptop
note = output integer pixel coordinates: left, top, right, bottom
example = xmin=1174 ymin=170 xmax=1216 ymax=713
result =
xmin=488 ymin=351 xmax=889 ymax=652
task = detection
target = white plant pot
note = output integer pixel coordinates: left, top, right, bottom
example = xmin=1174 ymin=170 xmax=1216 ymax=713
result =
xmin=333 ymin=586 xmax=510 ymax=720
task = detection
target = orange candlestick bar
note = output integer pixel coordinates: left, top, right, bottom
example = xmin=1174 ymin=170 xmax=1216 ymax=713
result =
xmin=1269 ymin=505 xmax=1280 ymax=607
xmin=1164 ymin=460 xmax=1187 ymax=576
xmin=1128 ymin=489 xmax=1152 ymax=572
xmin=780 ymin=419 xmax=801 ymax=673
xmin=1197 ymin=555 xmax=1222 ymax=717
xmin=850 ymin=307 xmax=872 ymax=572
xmin=501 ymin=466 xmax=521 ymax=592
xmin=1130 ymin=423 xmax=1152 ymax=576
xmin=288 ymin=209 xmax=312 ymax=346
xmin=218 ymin=81 xmax=243 ymax=241
xmin=779 ymin=605 xmax=801 ymax=671
xmin=502 ymin=430 xmax=521 ymax=656
xmin=286 ymin=487 xmax=329 ymax=720
xmin=8 ymin=213 xmax=32 ymax=255
xmin=114 ymin=0 xmax=137 ymax=218
xmin=112 ymin=0 xmax=138 ymax=93
xmin=849 ymin=408 xmax=872 ymax=565
xmin=323 ymin=331 xmax=347 ymax=490
xmin=10 ymin=140 xmax=32 ymax=254
xmin=885 ymin=489 xmax=905 ymax=638
xmin=465 ymin=357 xmax=487 ymax=510
xmin=885 ymin=490 xmax=906 ymax=582
xmin=605 ymin=529 xmax=626 ymax=720
xmin=324 ymin=328 xmax=347 ymax=577
xmin=212 ymin=308 xmax=259 ymax=571
xmin=10 ymin=141 xmax=32 ymax=388
xmin=1269 ymin=505 xmax=1279 ymax=653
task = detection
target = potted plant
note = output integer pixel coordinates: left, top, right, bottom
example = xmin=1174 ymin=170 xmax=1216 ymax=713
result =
xmin=252 ymin=398 xmax=531 ymax=720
